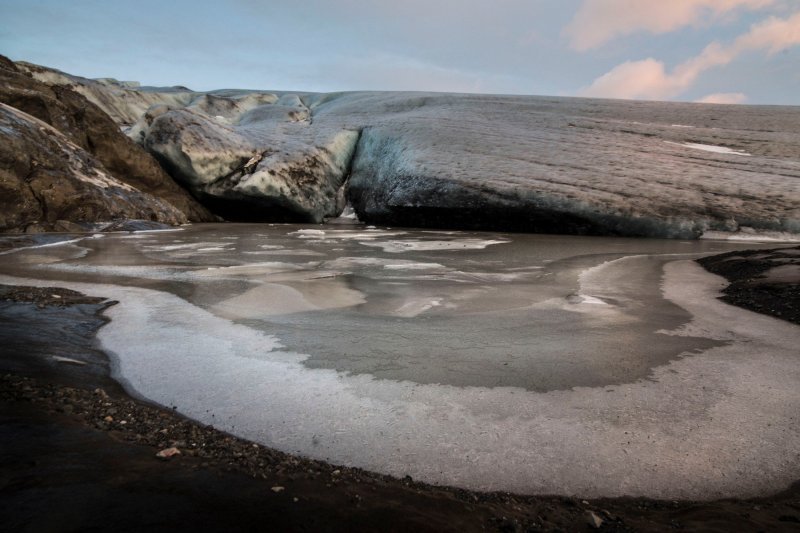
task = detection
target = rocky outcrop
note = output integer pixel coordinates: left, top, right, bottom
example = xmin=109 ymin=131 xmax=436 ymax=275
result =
xmin=0 ymin=103 xmax=187 ymax=232
xmin=9 ymin=61 xmax=363 ymax=223
xmin=10 ymin=61 xmax=359 ymax=223
xmin=0 ymin=57 xmax=213 ymax=224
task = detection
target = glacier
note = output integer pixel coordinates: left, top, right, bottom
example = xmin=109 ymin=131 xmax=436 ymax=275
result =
xmin=21 ymin=63 xmax=800 ymax=238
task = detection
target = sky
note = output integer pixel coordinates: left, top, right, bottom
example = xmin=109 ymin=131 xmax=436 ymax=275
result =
xmin=1 ymin=0 xmax=799 ymax=105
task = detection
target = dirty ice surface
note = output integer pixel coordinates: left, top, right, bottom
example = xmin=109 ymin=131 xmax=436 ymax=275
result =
xmin=1 ymin=223 xmax=798 ymax=499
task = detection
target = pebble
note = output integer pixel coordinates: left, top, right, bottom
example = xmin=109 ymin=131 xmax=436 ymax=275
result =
xmin=156 ymin=447 xmax=181 ymax=459
xmin=271 ymin=486 xmax=285 ymax=493
xmin=586 ymin=510 xmax=604 ymax=529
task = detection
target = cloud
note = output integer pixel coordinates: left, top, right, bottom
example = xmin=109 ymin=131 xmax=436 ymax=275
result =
xmin=579 ymin=11 xmax=800 ymax=100
xmin=696 ymin=92 xmax=748 ymax=104
xmin=566 ymin=0 xmax=776 ymax=51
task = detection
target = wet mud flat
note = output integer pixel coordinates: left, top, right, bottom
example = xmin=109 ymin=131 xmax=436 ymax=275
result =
xmin=2 ymin=283 xmax=800 ymax=532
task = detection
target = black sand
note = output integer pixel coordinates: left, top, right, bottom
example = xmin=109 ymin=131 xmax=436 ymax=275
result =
xmin=698 ymin=245 xmax=800 ymax=325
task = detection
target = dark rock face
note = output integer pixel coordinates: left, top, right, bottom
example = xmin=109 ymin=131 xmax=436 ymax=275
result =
xmin=0 ymin=103 xmax=189 ymax=232
xmin=0 ymin=57 xmax=213 ymax=227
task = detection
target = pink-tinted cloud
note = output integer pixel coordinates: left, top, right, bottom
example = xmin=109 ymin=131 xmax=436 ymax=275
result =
xmin=566 ymin=0 xmax=775 ymax=51
xmin=579 ymin=11 xmax=800 ymax=100
xmin=696 ymin=92 xmax=748 ymax=104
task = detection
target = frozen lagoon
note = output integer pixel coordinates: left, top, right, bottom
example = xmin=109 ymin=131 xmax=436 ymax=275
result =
xmin=2 ymin=224 xmax=799 ymax=499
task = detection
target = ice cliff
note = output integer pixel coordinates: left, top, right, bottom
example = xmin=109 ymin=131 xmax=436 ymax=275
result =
xmin=133 ymin=96 xmax=360 ymax=223
xmin=10 ymin=62 xmax=800 ymax=238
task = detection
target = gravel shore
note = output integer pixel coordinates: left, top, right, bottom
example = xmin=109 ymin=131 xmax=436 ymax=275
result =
xmin=697 ymin=245 xmax=800 ymax=325
xmin=2 ymin=247 xmax=800 ymax=531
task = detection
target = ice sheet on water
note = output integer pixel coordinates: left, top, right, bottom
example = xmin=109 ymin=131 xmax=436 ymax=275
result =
xmin=359 ymin=239 xmax=508 ymax=253
xmin=393 ymin=297 xmax=442 ymax=317
xmin=290 ymin=229 xmax=326 ymax=238
xmin=383 ymin=262 xmax=449 ymax=271
xmin=289 ymin=228 xmax=408 ymax=241
xmin=1 ymin=264 xmax=798 ymax=500
xmin=211 ymin=280 xmax=365 ymax=318
xmin=577 ymin=295 xmax=608 ymax=305
xmin=131 ymin=227 xmax=184 ymax=234
xmin=142 ymin=241 xmax=230 ymax=252
xmin=0 ymin=236 xmax=91 ymax=255
xmin=321 ymin=256 xmax=448 ymax=272
xmin=245 ymin=249 xmax=325 ymax=257
xmin=701 ymin=229 xmax=800 ymax=243
xmin=42 ymin=264 xmax=195 ymax=282
xmin=199 ymin=262 xmax=315 ymax=276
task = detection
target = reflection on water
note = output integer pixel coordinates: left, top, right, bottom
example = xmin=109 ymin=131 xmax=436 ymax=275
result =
xmin=0 ymin=223 xmax=778 ymax=390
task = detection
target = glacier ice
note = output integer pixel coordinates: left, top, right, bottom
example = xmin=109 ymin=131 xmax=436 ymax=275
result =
xmin=24 ymin=62 xmax=800 ymax=238
xmin=144 ymin=92 xmax=800 ymax=237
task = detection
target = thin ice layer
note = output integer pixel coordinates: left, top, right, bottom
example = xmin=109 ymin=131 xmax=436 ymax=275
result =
xmin=2 ymin=258 xmax=798 ymax=500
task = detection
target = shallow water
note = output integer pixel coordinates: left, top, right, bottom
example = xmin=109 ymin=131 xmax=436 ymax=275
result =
xmin=0 ymin=224 xmax=757 ymax=390
xmin=2 ymin=223 xmax=798 ymax=499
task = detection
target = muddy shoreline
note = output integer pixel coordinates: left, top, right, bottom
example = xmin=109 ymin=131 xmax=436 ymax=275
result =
xmin=2 ymin=248 xmax=800 ymax=531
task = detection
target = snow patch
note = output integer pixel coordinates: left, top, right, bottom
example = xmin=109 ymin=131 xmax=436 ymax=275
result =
xmin=667 ymin=141 xmax=751 ymax=156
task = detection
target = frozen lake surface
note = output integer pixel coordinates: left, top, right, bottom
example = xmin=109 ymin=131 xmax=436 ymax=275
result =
xmin=2 ymin=223 xmax=799 ymax=499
